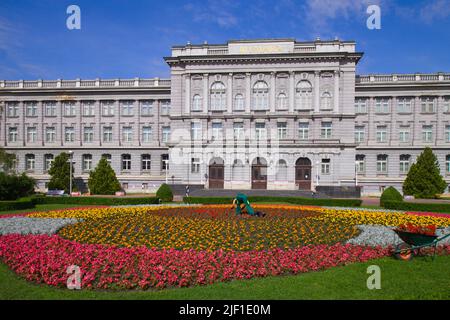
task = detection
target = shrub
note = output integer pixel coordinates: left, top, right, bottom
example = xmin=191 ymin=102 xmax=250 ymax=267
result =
xmin=383 ymin=201 xmax=450 ymax=214
xmin=156 ymin=184 xmax=173 ymax=202
xmin=88 ymin=157 xmax=121 ymax=195
xmin=0 ymin=172 xmax=35 ymax=201
xmin=380 ymin=187 xmax=403 ymax=207
xmin=183 ymin=196 xmax=362 ymax=207
xmin=403 ymin=147 xmax=448 ymax=199
xmin=0 ymin=199 xmax=35 ymax=212
xmin=29 ymin=196 xmax=160 ymax=206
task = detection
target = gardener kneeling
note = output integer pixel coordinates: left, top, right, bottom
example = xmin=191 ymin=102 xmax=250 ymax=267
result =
xmin=232 ymin=193 xmax=265 ymax=217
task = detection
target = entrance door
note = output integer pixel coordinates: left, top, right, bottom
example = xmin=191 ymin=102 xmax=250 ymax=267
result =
xmin=251 ymin=157 xmax=267 ymax=189
xmin=295 ymin=157 xmax=312 ymax=190
xmin=209 ymin=158 xmax=224 ymax=189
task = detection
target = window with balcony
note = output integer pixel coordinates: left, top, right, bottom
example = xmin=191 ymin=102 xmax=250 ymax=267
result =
xmin=296 ymin=80 xmax=312 ymax=110
xmin=253 ymin=81 xmax=269 ymax=110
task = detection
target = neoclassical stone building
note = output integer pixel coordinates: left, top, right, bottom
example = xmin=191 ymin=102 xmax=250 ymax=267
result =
xmin=1 ymin=38 xmax=449 ymax=195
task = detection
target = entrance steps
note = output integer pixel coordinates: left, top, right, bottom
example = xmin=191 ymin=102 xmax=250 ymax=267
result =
xmin=188 ymin=189 xmax=330 ymax=198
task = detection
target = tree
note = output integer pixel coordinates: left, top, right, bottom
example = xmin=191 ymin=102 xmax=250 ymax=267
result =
xmin=0 ymin=172 xmax=35 ymax=200
xmin=403 ymin=147 xmax=448 ymax=199
xmin=0 ymin=148 xmax=16 ymax=173
xmin=48 ymin=152 xmax=74 ymax=193
xmin=88 ymin=157 xmax=121 ymax=195
xmin=156 ymin=183 xmax=173 ymax=202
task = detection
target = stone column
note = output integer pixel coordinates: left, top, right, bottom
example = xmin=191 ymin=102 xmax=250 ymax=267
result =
xmin=185 ymin=74 xmax=191 ymax=114
xmin=245 ymin=73 xmax=251 ymax=113
xmin=289 ymin=72 xmax=295 ymax=113
xmin=314 ymin=71 xmax=320 ymax=113
xmin=270 ymin=72 xmax=276 ymax=113
xmin=334 ymin=70 xmax=340 ymax=113
xmin=203 ymin=74 xmax=209 ymax=113
xmin=227 ymin=73 xmax=233 ymax=113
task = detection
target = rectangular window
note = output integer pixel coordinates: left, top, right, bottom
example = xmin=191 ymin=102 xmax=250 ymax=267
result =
xmin=25 ymin=155 xmax=35 ymax=171
xmin=356 ymin=155 xmax=365 ymax=174
xmin=399 ymin=155 xmax=411 ymax=174
xmin=45 ymin=127 xmax=56 ymax=143
xmin=82 ymin=155 xmax=93 ymax=172
xmin=161 ymin=154 xmax=169 ymax=171
xmin=212 ymin=122 xmax=223 ymax=140
xmin=376 ymin=126 xmax=387 ymax=142
xmin=375 ymin=98 xmax=390 ymax=113
xmin=26 ymin=127 xmax=37 ymax=143
xmin=354 ymin=99 xmax=367 ymax=114
xmin=162 ymin=126 xmax=170 ymax=143
xmin=141 ymin=154 xmax=151 ymax=171
xmin=320 ymin=122 xmax=332 ymax=139
xmin=422 ymin=125 xmax=433 ymax=142
xmin=142 ymin=126 xmax=152 ymax=143
xmin=44 ymin=101 xmax=57 ymax=117
xmin=8 ymin=127 xmax=18 ymax=142
xmin=64 ymin=127 xmax=75 ymax=142
xmin=321 ymin=159 xmax=331 ymax=175
xmin=121 ymin=155 xmax=131 ymax=171
xmin=141 ymin=100 xmax=153 ymax=116
xmin=122 ymin=126 xmax=133 ymax=142
xmin=421 ymin=97 xmax=435 ymax=113
xmin=298 ymin=122 xmax=309 ymax=140
xmin=63 ymin=102 xmax=76 ymax=116
xmin=25 ymin=102 xmax=38 ymax=117
xmin=377 ymin=155 xmax=388 ymax=174
xmin=445 ymin=125 xmax=450 ymax=143
xmin=355 ymin=126 xmax=365 ymax=143
xmin=255 ymin=123 xmax=266 ymax=140
xmin=191 ymin=122 xmax=202 ymax=140
xmin=83 ymin=127 xmax=94 ymax=143
xmin=233 ymin=122 xmax=244 ymax=139
xmin=397 ymin=97 xmax=412 ymax=113
xmin=277 ymin=122 xmax=287 ymax=139
xmin=121 ymin=101 xmax=134 ymax=116
xmin=443 ymin=97 xmax=450 ymax=113
xmin=101 ymin=101 xmax=115 ymax=116
xmin=82 ymin=101 xmax=95 ymax=116
xmin=191 ymin=158 xmax=200 ymax=173
xmin=446 ymin=155 xmax=450 ymax=174
xmin=6 ymin=102 xmax=19 ymax=117
xmin=103 ymin=126 xmax=113 ymax=142
xmin=44 ymin=154 xmax=54 ymax=172
xmin=399 ymin=127 xmax=410 ymax=143
xmin=161 ymin=101 xmax=171 ymax=115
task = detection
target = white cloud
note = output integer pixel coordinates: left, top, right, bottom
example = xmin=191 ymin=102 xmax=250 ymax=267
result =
xmin=184 ymin=0 xmax=238 ymax=28
xmin=420 ymin=0 xmax=450 ymax=23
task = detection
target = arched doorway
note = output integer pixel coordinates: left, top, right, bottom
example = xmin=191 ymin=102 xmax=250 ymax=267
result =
xmin=209 ymin=157 xmax=224 ymax=189
xmin=295 ymin=157 xmax=312 ymax=190
xmin=251 ymin=157 xmax=267 ymax=189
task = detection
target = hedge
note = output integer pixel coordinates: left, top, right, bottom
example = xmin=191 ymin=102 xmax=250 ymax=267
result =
xmin=30 ymin=196 xmax=160 ymax=206
xmin=383 ymin=201 xmax=450 ymax=214
xmin=0 ymin=199 xmax=35 ymax=212
xmin=183 ymin=196 xmax=362 ymax=207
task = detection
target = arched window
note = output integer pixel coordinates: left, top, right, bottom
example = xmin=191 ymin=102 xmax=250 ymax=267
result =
xmin=296 ymin=80 xmax=312 ymax=110
xmin=276 ymin=159 xmax=288 ymax=181
xmin=234 ymin=94 xmax=244 ymax=111
xmin=277 ymin=93 xmax=288 ymax=110
xmin=253 ymin=81 xmax=269 ymax=110
xmin=192 ymin=94 xmax=202 ymax=111
xmin=210 ymin=82 xmax=226 ymax=111
xmin=321 ymin=91 xmax=332 ymax=110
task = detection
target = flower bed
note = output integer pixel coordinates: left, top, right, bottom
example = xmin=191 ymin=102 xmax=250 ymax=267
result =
xmin=0 ymin=234 xmax=391 ymax=290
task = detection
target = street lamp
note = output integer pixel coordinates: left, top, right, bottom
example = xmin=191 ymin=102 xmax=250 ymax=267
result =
xmin=315 ymin=160 xmax=320 ymax=189
xmin=68 ymin=150 xmax=73 ymax=196
xmin=355 ymin=160 xmax=358 ymax=186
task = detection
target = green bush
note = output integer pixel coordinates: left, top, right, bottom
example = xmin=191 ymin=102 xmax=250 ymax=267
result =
xmin=0 ymin=199 xmax=35 ymax=212
xmin=383 ymin=201 xmax=450 ymax=214
xmin=0 ymin=172 xmax=35 ymax=201
xmin=88 ymin=157 xmax=121 ymax=195
xmin=156 ymin=184 xmax=173 ymax=202
xmin=183 ymin=196 xmax=362 ymax=207
xmin=380 ymin=187 xmax=403 ymax=207
xmin=29 ymin=196 xmax=159 ymax=206
xmin=403 ymin=147 xmax=447 ymax=199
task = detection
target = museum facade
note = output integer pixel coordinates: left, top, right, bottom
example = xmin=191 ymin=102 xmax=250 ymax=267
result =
xmin=1 ymin=39 xmax=449 ymax=196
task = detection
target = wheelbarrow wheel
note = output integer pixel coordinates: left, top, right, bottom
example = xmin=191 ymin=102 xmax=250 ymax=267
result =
xmin=394 ymin=243 xmax=414 ymax=261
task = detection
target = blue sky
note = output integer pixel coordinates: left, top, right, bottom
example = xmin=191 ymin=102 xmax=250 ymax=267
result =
xmin=1 ymin=0 xmax=450 ymax=80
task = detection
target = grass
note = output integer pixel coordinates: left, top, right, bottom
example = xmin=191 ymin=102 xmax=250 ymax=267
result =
xmin=1 ymin=256 xmax=449 ymax=300
xmin=0 ymin=204 xmax=102 ymax=216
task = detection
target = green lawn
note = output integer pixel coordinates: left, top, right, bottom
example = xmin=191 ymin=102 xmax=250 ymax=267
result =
xmin=0 ymin=204 xmax=101 ymax=216
xmin=1 ymin=256 xmax=449 ymax=300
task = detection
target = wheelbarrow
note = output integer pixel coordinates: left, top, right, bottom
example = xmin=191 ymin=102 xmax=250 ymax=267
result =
xmin=394 ymin=229 xmax=450 ymax=261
